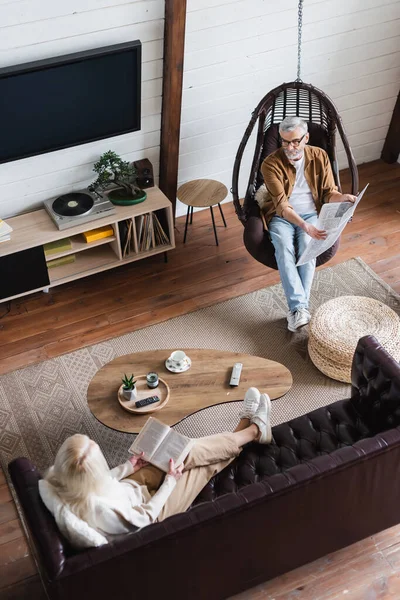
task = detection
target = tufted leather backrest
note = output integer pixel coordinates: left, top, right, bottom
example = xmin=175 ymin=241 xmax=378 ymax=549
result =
xmin=350 ymin=336 xmax=400 ymax=435
xmin=193 ymin=398 xmax=371 ymax=504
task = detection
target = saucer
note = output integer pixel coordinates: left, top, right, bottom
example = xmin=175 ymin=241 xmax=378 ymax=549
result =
xmin=165 ymin=356 xmax=191 ymax=373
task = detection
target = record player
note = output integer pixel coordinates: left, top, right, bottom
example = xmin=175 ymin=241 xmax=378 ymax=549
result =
xmin=44 ymin=190 xmax=116 ymax=230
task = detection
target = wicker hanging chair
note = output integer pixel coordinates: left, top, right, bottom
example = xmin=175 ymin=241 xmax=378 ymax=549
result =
xmin=231 ymin=81 xmax=359 ymax=270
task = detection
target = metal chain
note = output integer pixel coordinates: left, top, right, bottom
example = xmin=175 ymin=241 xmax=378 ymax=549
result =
xmin=296 ymin=0 xmax=304 ymax=82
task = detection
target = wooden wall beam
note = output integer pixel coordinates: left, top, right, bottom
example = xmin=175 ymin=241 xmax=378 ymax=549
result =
xmin=159 ymin=0 xmax=187 ymax=218
xmin=381 ymin=91 xmax=400 ymax=164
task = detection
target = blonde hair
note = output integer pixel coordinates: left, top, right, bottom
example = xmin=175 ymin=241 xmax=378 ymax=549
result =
xmin=45 ymin=434 xmax=113 ymax=526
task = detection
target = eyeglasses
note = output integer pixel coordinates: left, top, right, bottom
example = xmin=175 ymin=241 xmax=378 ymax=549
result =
xmin=280 ymin=133 xmax=307 ymax=148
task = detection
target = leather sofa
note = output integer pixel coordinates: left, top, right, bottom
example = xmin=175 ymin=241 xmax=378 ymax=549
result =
xmin=9 ymin=335 xmax=400 ymax=600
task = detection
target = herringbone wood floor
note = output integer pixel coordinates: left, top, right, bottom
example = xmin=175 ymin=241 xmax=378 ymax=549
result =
xmin=0 ymin=160 xmax=399 ymax=599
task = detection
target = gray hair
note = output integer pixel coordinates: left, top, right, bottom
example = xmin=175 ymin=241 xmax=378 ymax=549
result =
xmin=279 ymin=116 xmax=308 ymax=135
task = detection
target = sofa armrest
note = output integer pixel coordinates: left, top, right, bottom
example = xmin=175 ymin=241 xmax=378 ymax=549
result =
xmin=8 ymin=457 xmax=67 ymax=580
xmin=351 ymin=335 xmax=400 ymax=434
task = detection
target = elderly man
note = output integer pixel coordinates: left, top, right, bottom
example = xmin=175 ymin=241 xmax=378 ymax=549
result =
xmin=258 ymin=116 xmax=356 ymax=332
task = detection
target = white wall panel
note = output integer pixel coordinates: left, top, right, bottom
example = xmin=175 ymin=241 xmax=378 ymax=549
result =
xmin=176 ymin=0 xmax=400 ymax=217
xmin=0 ymin=1 xmax=164 ymax=217
xmin=0 ymin=0 xmax=398 ymax=219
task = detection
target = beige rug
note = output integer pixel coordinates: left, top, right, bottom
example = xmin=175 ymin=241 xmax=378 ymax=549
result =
xmin=1 ymin=257 xmax=399 ymax=475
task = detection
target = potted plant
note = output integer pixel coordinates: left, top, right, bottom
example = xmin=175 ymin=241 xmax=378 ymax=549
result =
xmin=121 ymin=373 xmax=137 ymax=401
xmin=89 ymin=150 xmax=147 ymax=205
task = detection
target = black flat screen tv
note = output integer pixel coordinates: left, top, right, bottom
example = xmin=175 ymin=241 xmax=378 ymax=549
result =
xmin=0 ymin=40 xmax=141 ymax=164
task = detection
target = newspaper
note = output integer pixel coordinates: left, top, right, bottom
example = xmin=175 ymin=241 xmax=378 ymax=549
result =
xmin=296 ymin=184 xmax=369 ymax=266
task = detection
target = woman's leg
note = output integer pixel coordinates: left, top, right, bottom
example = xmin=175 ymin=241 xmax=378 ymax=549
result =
xmin=157 ymin=425 xmax=259 ymax=521
xmin=184 ymin=425 xmax=258 ymax=470
xmin=125 ymin=425 xmax=257 ymax=490
xmin=125 ymin=464 xmax=165 ymax=492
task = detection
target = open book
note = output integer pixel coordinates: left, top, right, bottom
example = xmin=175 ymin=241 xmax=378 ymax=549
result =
xmin=128 ymin=417 xmax=194 ymax=473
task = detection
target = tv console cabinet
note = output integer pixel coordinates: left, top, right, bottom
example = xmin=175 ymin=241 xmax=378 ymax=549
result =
xmin=0 ymin=186 xmax=175 ymax=303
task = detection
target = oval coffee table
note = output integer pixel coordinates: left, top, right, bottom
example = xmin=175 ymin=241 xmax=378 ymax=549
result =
xmin=87 ymin=349 xmax=292 ymax=433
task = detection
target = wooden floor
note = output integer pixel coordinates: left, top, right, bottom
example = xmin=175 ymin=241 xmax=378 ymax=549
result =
xmin=0 ymin=159 xmax=399 ymax=599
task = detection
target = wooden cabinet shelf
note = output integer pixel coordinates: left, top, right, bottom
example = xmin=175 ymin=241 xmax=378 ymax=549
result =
xmin=45 ymin=234 xmax=118 ymax=262
xmin=0 ymin=186 xmax=175 ymax=302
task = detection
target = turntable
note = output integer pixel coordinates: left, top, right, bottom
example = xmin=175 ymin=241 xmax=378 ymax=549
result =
xmin=44 ymin=190 xmax=116 ymax=231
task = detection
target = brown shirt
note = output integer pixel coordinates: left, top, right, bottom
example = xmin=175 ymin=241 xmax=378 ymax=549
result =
xmin=260 ymin=145 xmax=338 ymax=224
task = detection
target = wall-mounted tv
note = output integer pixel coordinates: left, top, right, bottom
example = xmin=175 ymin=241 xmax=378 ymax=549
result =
xmin=0 ymin=40 xmax=141 ymax=164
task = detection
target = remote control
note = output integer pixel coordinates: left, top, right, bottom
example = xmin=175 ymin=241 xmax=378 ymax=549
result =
xmin=230 ymin=363 xmax=243 ymax=386
xmin=135 ymin=396 xmax=160 ymax=408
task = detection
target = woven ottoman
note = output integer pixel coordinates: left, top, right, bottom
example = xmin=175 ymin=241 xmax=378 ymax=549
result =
xmin=308 ymin=296 xmax=400 ymax=383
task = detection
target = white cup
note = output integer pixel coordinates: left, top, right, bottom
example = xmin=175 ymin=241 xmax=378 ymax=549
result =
xmin=169 ymin=350 xmax=187 ymax=368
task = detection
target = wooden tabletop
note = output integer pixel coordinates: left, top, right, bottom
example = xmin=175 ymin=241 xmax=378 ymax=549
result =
xmin=87 ymin=348 xmax=292 ymax=433
xmin=176 ymin=179 xmax=228 ymax=208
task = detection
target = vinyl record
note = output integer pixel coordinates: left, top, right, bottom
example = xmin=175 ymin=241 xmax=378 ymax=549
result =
xmin=52 ymin=193 xmax=94 ymax=217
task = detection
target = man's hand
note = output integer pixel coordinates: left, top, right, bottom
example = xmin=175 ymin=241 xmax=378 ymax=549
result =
xmin=303 ymin=222 xmax=327 ymax=240
xmin=340 ymin=193 xmax=357 ymax=203
xmin=129 ymin=452 xmax=149 ymax=473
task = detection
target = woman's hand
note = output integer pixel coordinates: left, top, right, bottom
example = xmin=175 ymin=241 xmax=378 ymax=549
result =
xmin=167 ymin=458 xmax=184 ymax=481
xmin=129 ymin=452 xmax=149 ymax=473
xmin=303 ymin=222 xmax=327 ymax=240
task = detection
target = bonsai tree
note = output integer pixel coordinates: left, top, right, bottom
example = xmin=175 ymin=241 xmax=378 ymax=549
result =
xmin=122 ymin=373 xmax=137 ymax=391
xmin=89 ymin=150 xmax=144 ymax=202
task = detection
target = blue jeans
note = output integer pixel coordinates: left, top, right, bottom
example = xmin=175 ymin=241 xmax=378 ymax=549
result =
xmin=268 ymin=212 xmax=317 ymax=313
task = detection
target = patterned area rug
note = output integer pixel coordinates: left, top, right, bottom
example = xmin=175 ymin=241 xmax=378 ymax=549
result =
xmin=1 ymin=257 xmax=399 ymax=475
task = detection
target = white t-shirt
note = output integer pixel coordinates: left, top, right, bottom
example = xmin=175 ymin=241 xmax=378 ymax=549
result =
xmin=289 ymin=154 xmax=316 ymax=214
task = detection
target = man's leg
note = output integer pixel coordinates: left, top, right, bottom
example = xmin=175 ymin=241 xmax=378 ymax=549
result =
xmin=296 ymin=212 xmax=318 ymax=306
xmin=268 ymin=216 xmax=308 ymax=313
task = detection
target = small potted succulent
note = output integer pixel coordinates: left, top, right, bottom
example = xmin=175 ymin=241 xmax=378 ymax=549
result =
xmin=89 ymin=150 xmax=147 ymax=206
xmin=121 ymin=373 xmax=137 ymax=401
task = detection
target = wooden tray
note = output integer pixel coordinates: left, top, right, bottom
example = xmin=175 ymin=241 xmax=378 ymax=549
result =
xmin=117 ymin=374 xmax=169 ymax=414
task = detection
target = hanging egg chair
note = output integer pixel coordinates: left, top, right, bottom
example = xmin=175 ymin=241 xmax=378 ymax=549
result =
xmin=231 ymin=1 xmax=359 ymax=270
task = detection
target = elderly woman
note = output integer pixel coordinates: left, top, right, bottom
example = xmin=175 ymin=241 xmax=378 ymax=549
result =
xmin=39 ymin=388 xmax=272 ymax=548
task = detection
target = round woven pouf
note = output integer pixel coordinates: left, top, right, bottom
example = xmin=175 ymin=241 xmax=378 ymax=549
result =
xmin=308 ymin=296 xmax=400 ymax=383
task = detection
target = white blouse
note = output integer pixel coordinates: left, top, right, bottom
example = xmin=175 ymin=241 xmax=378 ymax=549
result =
xmin=39 ymin=460 xmax=177 ymax=548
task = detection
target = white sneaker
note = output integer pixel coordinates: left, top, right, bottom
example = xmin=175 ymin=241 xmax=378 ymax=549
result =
xmin=294 ymin=308 xmax=311 ymax=329
xmin=251 ymin=393 xmax=272 ymax=444
xmin=239 ymin=387 xmax=261 ymax=419
xmin=287 ymin=311 xmax=296 ymax=332
xmin=287 ymin=308 xmax=311 ymax=332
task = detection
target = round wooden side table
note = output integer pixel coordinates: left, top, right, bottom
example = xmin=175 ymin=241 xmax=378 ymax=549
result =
xmin=176 ymin=179 xmax=228 ymax=246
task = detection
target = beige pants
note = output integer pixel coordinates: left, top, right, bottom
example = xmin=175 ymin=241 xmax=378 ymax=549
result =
xmin=127 ymin=432 xmax=241 ymax=521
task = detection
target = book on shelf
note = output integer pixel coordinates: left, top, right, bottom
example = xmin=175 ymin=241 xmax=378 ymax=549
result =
xmin=0 ymin=218 xmax=12 ymax=242
xmin=123 ymin=220 xmax=134 ymax=257
xmin=128 ymin=417 xmax=193 ymax=473
xmin=47 ymin=254 xmax=76 ymax=269
xmin=82 ymin=225 xmax=114 ymax=243
xmin=136 ymin=212 xmax=169 ymax=252
xmin=43 ymin=238 xmax=72 ymax=257
xmin=153 ymin=212 xmax=170 ymax=246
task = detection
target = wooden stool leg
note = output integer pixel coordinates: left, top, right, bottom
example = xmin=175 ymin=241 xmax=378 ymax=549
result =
xmin=210 ymin=206 xmax=218 ymax=246
xmin=190 ymin=206 xmax=194 ymax=224
xmin=183 ymin=206 xmax=190 ymax=243
xmin=218 ymin=203 xmax=227 ymax=227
